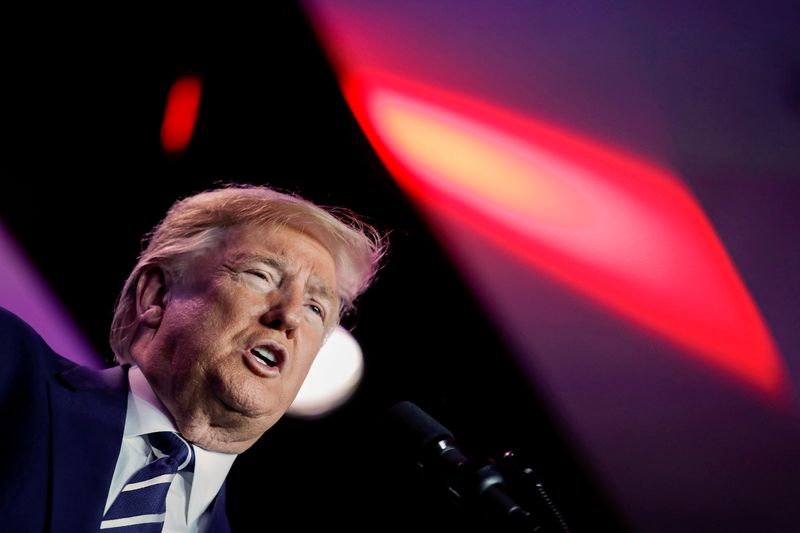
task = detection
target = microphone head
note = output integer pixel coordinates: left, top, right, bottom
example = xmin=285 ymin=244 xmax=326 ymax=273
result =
xmin=384 ymin=401 xmax=454 ymax=453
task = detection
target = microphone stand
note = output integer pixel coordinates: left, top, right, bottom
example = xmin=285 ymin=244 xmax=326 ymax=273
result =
xmin=497 ymin=451 xmax=571 ymax=533
xmin=421 ymin=444 xmax=569 ymax=532
xmin=383 ymin=402 xmax=569 ymax=532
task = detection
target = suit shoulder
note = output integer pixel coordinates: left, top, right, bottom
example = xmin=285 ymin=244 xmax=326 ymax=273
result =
xmin=0 ymin=306 xmax=78 ymax=375
xmin=0 ymin=306 xmax=36 ymax=333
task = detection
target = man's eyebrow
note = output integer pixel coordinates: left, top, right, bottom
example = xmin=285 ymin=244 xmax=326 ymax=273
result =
xmin=229 ymin=252 xmax=285 ymax=269
xmin=307 ymin=280 xmax=337 ymax=304
xmin=230 ymin=252 xmax=339 ymax=304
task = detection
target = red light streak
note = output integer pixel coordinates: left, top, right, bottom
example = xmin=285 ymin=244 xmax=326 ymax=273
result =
xmin=343 ymin=71 xmax=787 ymax=398
xmin=161 ymin=75 xmax=202 ymax=154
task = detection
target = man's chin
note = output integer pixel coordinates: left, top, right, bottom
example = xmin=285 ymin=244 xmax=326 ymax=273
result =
xmin=215 ymin=392 xmax=276 ymax=420
xmin=210 ymin=373 xmax=278 ymax=414
xmin=174 ymin=404 xmax=277 ymax=453
xmin=185 ymin=426 xmax=262 ymax=454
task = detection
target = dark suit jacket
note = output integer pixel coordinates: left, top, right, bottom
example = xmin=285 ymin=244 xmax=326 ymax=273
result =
xmin=0 ymin=307 xmax=231 ymax=532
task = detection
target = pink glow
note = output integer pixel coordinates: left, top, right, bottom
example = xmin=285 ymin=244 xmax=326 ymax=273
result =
xmin=161 ymin=75 xmax=202 ymax=154
xmin=343 ymin=71 xmax=787 ymax=399
xmin=0 ymin=223 xmax=102 ymax=368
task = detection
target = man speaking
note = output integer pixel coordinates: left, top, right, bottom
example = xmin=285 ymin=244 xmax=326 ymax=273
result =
xmin=0 ymin=184 xmax=386 ymax=532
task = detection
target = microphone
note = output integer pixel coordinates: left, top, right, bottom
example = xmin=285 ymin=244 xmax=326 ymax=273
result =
xmin=384 ymin=401 xmax=540 ymax=531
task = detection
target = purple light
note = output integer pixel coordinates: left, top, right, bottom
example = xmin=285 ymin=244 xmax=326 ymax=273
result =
xmin=0 ymin=222 xmax=102 ymax=368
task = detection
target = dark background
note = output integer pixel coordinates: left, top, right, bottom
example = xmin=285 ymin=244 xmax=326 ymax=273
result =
xmin=1 ymin=6 xmax=629 ymax=531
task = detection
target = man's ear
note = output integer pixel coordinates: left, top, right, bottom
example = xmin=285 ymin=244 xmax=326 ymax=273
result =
xmin=135 ymin=266 xmax=171 ymax=328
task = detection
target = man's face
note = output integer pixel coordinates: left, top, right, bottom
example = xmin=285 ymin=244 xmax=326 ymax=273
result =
xmin=137 ymin=223 xmax=339 ymax=453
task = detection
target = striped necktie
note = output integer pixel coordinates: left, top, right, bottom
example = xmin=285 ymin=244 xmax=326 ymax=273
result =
xmin=100 ymin=432 xmax=195 ymax=531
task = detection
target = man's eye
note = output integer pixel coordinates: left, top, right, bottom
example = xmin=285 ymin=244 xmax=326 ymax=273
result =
xmin=247 ymin=271 xmax=270 ymax=281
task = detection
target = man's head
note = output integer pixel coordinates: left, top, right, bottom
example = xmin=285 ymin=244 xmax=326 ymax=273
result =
xmin=109 ymin=184 xmax=385 ymax=453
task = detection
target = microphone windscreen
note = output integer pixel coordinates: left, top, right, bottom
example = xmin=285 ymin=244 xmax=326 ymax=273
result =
xmin=384 ymin=401 xmax=454 ymax=452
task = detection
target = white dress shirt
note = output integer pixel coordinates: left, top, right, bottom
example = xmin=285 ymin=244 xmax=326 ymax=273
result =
xmin=104 ymin=366 xmax=237 ymax=533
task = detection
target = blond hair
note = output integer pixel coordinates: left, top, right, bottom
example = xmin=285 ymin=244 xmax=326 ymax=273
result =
xmin=109 ymin=184 xmax=386 ymax=363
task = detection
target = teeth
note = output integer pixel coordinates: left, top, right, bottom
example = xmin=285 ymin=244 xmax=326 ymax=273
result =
xmin=251 ymin=347 xmax=278 ymax=367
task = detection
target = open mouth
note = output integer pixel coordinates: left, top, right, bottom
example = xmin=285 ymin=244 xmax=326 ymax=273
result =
xmin=250 ymin=346 xmax=280 ymax=368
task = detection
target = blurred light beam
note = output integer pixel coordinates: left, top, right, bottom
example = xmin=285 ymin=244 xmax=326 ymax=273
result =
xmin=343 ymin=71 xmax=787 ymax=400
xmin=161 ymin=74 xmax=202 ymax=154
xmin=0 ymin=222 xmax=102 ymax=368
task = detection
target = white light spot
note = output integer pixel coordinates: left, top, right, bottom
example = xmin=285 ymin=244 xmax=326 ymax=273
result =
xmin=287 ymin=326 xmax=364 ymax=418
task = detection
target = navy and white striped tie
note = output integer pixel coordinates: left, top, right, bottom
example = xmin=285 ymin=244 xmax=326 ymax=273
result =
xmin=100 ymin=432 xmax=195 ymax=531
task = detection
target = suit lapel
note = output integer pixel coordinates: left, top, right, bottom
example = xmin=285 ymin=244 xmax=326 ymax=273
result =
xmin=49 ymin=364 xmax=128 ymax=532
xmin=207 ymin=484 xmax=232 ymax=533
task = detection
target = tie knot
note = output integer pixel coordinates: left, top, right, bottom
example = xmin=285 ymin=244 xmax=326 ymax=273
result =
xmin=146 ymin=431 xmax=194 ymax=472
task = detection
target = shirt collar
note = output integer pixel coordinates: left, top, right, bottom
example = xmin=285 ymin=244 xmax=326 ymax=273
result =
xmin=126 ymin=365 xmax=174 ymax=437
xmin=126 ymin=366 xmax=238 ymax=523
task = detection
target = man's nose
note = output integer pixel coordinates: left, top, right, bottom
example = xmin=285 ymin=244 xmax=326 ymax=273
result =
xmin=261 ymin=286 xmax=303 ymax=335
